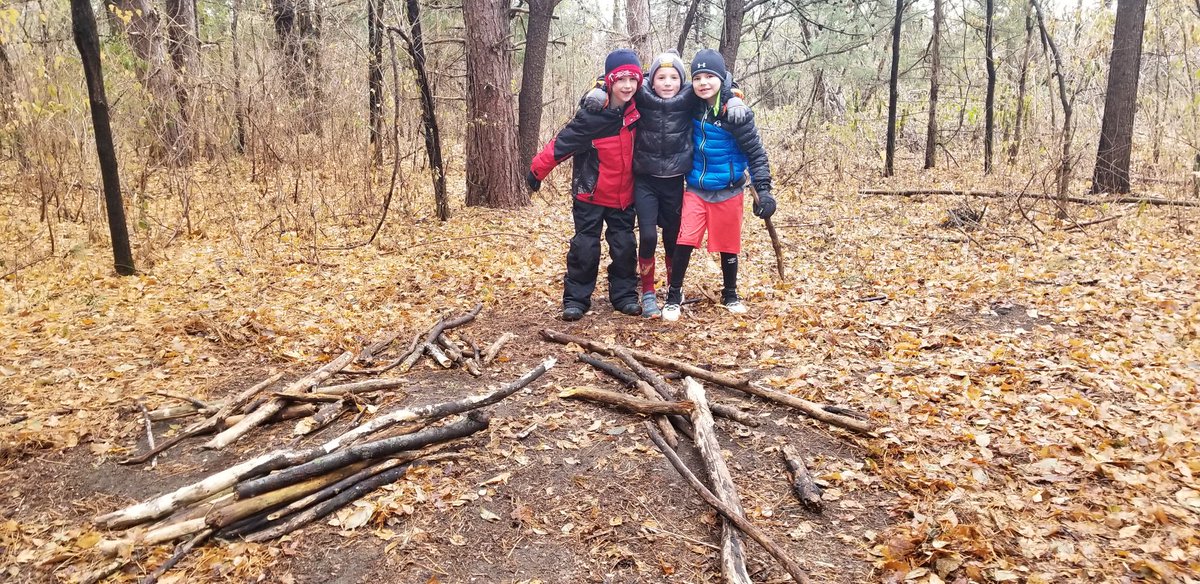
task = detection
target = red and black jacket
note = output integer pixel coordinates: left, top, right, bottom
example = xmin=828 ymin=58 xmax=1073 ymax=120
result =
xmin=530 ymin=100 xmax=640 ymax=209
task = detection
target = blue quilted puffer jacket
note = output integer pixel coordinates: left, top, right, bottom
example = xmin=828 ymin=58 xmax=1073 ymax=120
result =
xmin=685 ymin=105 xmax=770 ymax=194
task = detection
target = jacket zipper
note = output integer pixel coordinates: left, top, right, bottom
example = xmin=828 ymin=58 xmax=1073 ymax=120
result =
xmin=698 ymin=111 xmax=709 ymax=187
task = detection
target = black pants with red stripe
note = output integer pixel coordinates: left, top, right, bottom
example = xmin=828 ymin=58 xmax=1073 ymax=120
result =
xmin=564 ymin=198 xmax=639 ymax=312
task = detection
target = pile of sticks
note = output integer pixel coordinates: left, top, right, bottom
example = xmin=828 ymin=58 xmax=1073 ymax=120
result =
xmin=123 ymin=304 xmax=513 ymax=466
xmin=542 ymin=329 xmax=872 ymax=583
xmin=90 ymin=359 xmax=554 ymax=582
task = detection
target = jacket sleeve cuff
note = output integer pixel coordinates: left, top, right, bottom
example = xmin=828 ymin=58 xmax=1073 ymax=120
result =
xmin=530 ymin=138 xmax=559 ymax=180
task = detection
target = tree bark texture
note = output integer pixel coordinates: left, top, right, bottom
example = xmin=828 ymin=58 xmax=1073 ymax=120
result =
xmin=718 ymin=0 xmax=746 ymax=76
xmin=1091 ymin=0 xmax=1148 ymax=194
xmin=463 ymin=0 xmax=524 ymax=208
xmin=1031 ymin=0 xmax=1074 ymax=203
xmin=677 ymin=0 xmax=700 ymax=55
xmin=984 ymin=0 xmax=996 ymax=174
xmin=924 ymin=0 xmax=941 ymax=169
xmin=402 ymin=0 xmax=449 ymax=219
xmin=368 ymin=0 xmax=384 ymax=164
xmin=272 ymin=0 xmax=323 ymax=133
xmin=105 ymin=0 xmax=184 ymax=160
xmin=885 ymin=0 xmax=903 ymax=177
xmin=164 ymin=0 xmax=199 ymax=158
xmin=518 ymin=0 xmax=558 ymax=172
xmin=558 ymin=386 xmax=694 ymax=417
xmin=1009 ymin=7 xmax=1034 ymax=165
xmin=72 ymin=0 xmax=136 ymax=276
xmin=231 ymin=0 xmax=247 ymax=152
xmin=685 ymin=379 xmax=752 ymax=584
xmin=626 ymin=0 xmax=651 ymax=61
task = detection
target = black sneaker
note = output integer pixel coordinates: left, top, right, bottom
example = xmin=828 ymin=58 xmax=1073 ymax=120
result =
xmin=619 ymin=301 xmax=641 ymax=316
xmin=562 ymin=307 xmax=584 ymax=321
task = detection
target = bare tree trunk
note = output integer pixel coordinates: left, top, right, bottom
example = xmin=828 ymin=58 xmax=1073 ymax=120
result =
xmin=518 ymin=0 xmax=559 ymax=172
xmin=626 ymin=0 xmax=651 ymax=61
xmin=983 ymin=0 xmax=995 ymax=174
xmin=463 ymin=0 xmax=524 ymax=208
xmin=105 ymin=0 xmax=184 ymax=161
xmin=71 ymin=0 xmax=135 ymax=276
xmin=924 ymin=0 xmax=942 ymax=169
xmin=272 ymin=0 xmax=323 ymax=134
xmin=164 ymin=0 xmax=199 ymax=158
xmin=1091 ymin=0 xmax=1148 ymax=194
xmin=1009 ymin=6 xmax=1033 ymax=165
xmin=231 ymin=0 xmax=247 ymax=153
xmin=403 ymin=0 xmax=449 ymax=219
xmin=677 ymin=0 xmax=700 ymax=55
xmin=718 ymin=0 xmax=746 ymax=76
xmin=885 ymin=0 xmax=903 ymax=177
xmin=368 ymin=0 xmax=383 ymax=165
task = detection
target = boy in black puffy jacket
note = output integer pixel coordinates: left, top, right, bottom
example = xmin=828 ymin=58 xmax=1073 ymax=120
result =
xmin=583 ymin=51 xmax=748 ymax=318
xmin=527 ymin=49 xmax=644 ymax=322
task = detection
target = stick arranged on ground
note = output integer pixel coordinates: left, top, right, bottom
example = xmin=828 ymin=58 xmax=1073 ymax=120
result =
xmin=685 ymin=378 xmax=752 ymax=584
xmin=390 ymin=303 xmax=483 ymax=373
xmin=611 ymin=346 xmax=691 ymax=444
xmin=558 ymin=387 xmax=694 ymax=417
xmin=120 ymin=373 xmax=285 ymax=465
xmin=780 ymin=444 xmax=823 ymax=511
xmin=244 ymin=357 xmax=556 ymax=479
xmin=542 ymin=329 xmax=750 ymax=388
xmin=733 ymin=382 xmax=873 ymax=435
xmin=135 ymin=400 xmax=158 ymax=467
xmin=483 ymin=332 xmax=516 ymax=365
xmin=275 ymin=377 xmax=409 ymax=402
xmin=205 ymin=351 xmax=356 ymax=450
xmin=223 ymin=404 xmax=316 ymax=428
xmin=96 ymin=360 xmax=553 ymax=531
xmin=644 ymin=422 xmax=813 ymax=584
xmin=358 ymin=330 xmax=401 ymax=363
xmin=138 ymin=528 xmax=212 ymax=584
xmin=858 ymin=187 xmax=1200 ymax=208
xmin=236 ymin=412 xmax=488 ymax=498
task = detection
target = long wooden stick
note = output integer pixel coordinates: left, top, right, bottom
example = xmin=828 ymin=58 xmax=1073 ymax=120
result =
xmin=558 ymin=386 xmax=694 ymax=416
xmin=746 ymin=181 xmax=787 ymax=281
xmin=205 ymin=352 xmax=355 ymax=450
xmin=391 ymin=303 xmax=483 ymax=373
xmin=644 ymin=422 xmax=813 ymax=584
xmin=138 ymin=528 xmax=212 ymax=584
xmin=732 ymin=382 xmax=874 ymax=435
xmin=542 ymin=329 xmax=749 ymax=388
xmin=859 ymin=188 xmax=1200 ymax=208
xmin=686 ymin=378 xmax=752 ymax=584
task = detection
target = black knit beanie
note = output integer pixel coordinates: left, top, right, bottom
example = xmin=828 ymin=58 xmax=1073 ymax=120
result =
xmin=690 ymin=49 xmax=728 ymax=83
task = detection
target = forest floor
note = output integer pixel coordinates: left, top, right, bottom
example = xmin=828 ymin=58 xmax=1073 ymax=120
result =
xmin=1 ymin=167 xmax=1199 ymax=584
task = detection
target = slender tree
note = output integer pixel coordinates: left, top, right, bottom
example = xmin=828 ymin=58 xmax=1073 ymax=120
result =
xmin=885 ymin=0 xmax=903 ymax=177
xmin=402 ymin=0 xmax=448 ymax=219
xmin=463 ymin=0 xmax=524 ymax=208
xmin=1031 ymin=0 xmax=1074 ymax=204
xmin=231 ymin=0 xmax=247 ymax=152
xmin=71 ymin=0 xmax=135 ymax=275
xmin=677 ymin=0 xmax=701 ymax=55
xmin=983 ymin=0 xmax=995 ymax=173
xmin=1091 ymin=0 xmax=1148 ymax=194
xmin=924 ymin=0 xmax=942 ymax=169
xmin=1009 ymin=6 xmax=1034 ymax=165
xmin=367 ymin=0 xmax=383 ymax=164
xmin=164 ymin=0 xmax=199 ymax=157
xmin=627 ymin=0 xmax=651 ymax=60
xmin=517 ymin=0 xmax=561 ymax=172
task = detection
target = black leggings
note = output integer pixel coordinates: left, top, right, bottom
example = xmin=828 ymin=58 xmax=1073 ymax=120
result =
xmin=634 ymin=175 xmax=683 ymax=260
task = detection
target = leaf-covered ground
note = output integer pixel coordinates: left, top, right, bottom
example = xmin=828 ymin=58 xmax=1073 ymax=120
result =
xmin=1 ymin=164 xmax=1198 ymax=583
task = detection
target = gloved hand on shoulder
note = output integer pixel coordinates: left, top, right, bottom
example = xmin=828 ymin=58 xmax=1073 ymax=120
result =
xmin=725 ymin=96 xmax=750 ymax=125
xmin=753 ymin=190 xmax=776 ymax=219
xmin=582 ymin=77 xmax=608 ymax=113
xmin=526 ymin=170 xmax=542 ymax=192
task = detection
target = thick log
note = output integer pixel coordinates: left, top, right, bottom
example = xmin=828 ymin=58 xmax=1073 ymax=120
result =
xmin=558 ymin=386 xmax=694 ymax=416
xmin=578 ymin=352 xmax=640 ymax=387
xmin=267 ymin=456 xmax=405 ymax=521
xmin=858 ymin=187 xmax=1200 ymax=208
xmin=781 ymin=444 xmax=823 ymax=511
xmin=426 ymin=342 xmax=453 ymax=368
xmin=236 ymin=412 xmax=488 ymax=498
xmin=482 ymin=332 xmax=516 ymax=365
xmin=293 ymin=399 xmax=345 ymax=436
xmin=541 ymin=329 xmax=750 ymax=388
xmin=686 ymin=378 xmax=752 ymax=584
xmin=244 ymin=358 xmax=555 ymax=478
xmin=147 ymin=403 xmax=221 ymax=422
xmin=243 ymin=459 xmax=417 ymax=542
xmin=206 ymin=462 xmax=373 ymax=528
xmin=644 ymin=422 xmax=813 ymax=584
xmin=98 ymin=517 xmax=207 ymax=557
xmin=95 ymin=453 xmax=276 ymax=529
xmin=204 ymin=351 xmax=356 ymax=449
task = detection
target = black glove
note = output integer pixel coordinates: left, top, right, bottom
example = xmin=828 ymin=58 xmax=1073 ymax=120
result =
xmin=526 ymin=170 xmax=542 ymax=192
xmin=753 ymin=191 xmax=776 ymax=219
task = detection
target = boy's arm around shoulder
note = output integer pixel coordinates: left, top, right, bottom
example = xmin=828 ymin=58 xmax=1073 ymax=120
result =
xmin=730 ymin=112 xmax=772 ymax=194
xmin=530 ymin=107 xmax=612 ymax=180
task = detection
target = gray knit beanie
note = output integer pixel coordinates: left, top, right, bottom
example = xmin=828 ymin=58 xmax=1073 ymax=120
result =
xmin=647 ymin=50 xmax=686 ymax=83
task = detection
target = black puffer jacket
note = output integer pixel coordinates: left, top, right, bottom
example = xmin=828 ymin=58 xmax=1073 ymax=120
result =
xmin=632 ymin=84 xmax=697 ymax=178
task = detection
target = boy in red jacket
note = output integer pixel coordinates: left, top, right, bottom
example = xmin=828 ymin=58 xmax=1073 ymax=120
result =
xmin=528 ymin=49 xmax=643 ymax=322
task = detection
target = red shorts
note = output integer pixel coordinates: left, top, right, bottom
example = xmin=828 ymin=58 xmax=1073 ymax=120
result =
xmin=676 ymin=191 xmax=743 ymax=254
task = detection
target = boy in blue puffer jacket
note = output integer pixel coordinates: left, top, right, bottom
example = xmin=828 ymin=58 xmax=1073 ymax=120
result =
xmin=661 ymin=49 xmax=775 ymax=322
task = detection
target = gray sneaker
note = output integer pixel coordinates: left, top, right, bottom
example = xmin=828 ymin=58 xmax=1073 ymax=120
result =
xmin=641 ymin=292 xmax=661 ymax=319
